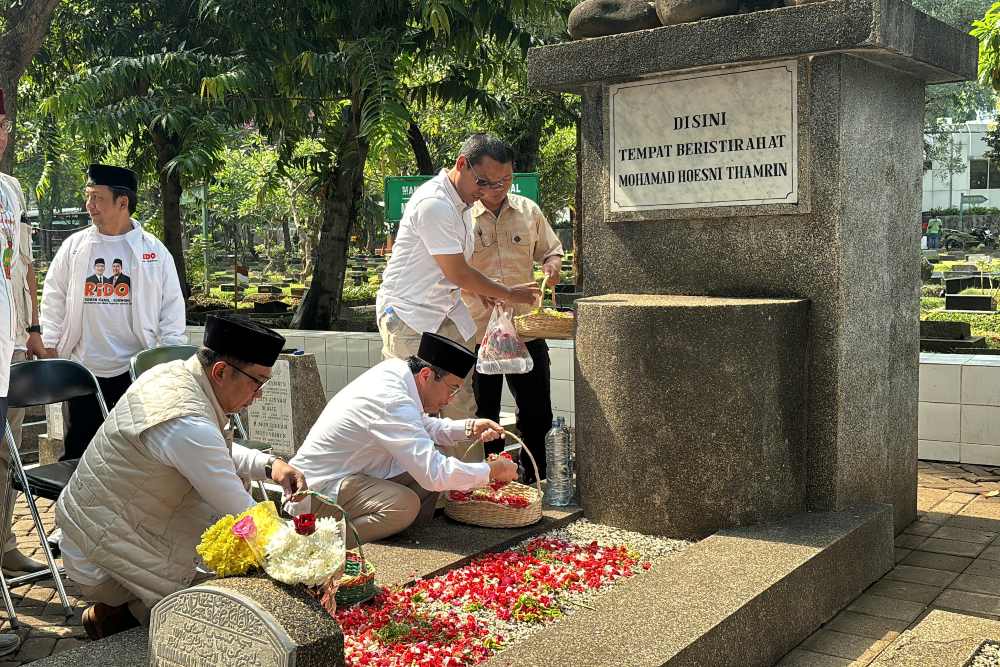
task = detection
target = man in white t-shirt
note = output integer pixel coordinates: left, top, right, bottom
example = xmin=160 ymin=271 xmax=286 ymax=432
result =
xmin=0 ymin=86 xmax=28 ymax=656
xmin=40 ymin=164 xmax=186 ymax=460
xmin=376 ymin=134 xmax=540 ymax=417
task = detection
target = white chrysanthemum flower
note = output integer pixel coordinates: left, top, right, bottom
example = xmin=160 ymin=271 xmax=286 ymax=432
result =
xmin=264 ymin=517 xmax=345 ymax=586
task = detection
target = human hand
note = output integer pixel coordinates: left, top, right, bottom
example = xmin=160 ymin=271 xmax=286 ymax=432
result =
xmin=506 ymin=282 xmax=542 ymax=305
xmin=479 ymin=295 xmax=499 ymax=309
xmin=487 ymin=456 xmax=518 ymax=483
xmin=41 ymin=347 xmax=58 ymax=359
xmin=542 ymin=258 xmax=561 ymax=287
xmin=471 ymin=419 xmax=504 ymax=442
xmin=272 ymin=459 xmax=308 ymax=502
xmin=26 ymin=333 xmax=45 ymax=360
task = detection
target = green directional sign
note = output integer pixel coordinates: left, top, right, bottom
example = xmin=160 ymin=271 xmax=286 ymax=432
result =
xmin=384 ymin=173 xmax=540 ymax=223
xmin=962 ymin=194 xmax=989 ymax=205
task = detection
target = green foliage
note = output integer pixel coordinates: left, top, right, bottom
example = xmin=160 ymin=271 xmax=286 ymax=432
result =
xmin=921 ymin=296 xmax=945 ymax=312
xmin=537 ymin=121 xmax=576 ymax=225
xmin=922 ymin=284 xmax=944 ymax=298
xmin=925 ymin=206 xmax=1000 ymax=215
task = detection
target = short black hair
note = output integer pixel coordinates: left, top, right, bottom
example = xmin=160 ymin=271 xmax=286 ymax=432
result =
xmin=460 ymin=133 xmax=514 ymax=167
xmin=406 ymin=355 xmax=446 ymax=379
xmin=197 ymin=347 xmax=249 ymax=370
xmin=94 ymin=258 xmax=105 ymax=267
xmin=110 ymin=186 xmax=137 ymax=215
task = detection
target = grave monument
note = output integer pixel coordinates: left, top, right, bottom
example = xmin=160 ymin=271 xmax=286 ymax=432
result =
xmin=246 ymin=352 xmax=327 ymax=459
xmin=512 ymin=0 xmax=976 ymax=663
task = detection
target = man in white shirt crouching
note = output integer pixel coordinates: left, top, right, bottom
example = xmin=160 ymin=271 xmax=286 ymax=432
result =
xmin=55 ymin=314 xmax=308 ymax=640
xmin=290 ymin=332 xmax=518 ymax=545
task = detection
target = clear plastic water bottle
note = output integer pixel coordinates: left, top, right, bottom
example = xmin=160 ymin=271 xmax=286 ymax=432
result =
xmin=544 ymin=417 xmax=573 ymax=506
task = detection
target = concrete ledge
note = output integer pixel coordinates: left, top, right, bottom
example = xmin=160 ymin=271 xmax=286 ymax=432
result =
xmin=29 ymin=627 xmax=147 ymax=667
xmin=484 ymin=505 xmax=893 ymax=667
xmin=527 ymin=0 xmax=976 ymax=91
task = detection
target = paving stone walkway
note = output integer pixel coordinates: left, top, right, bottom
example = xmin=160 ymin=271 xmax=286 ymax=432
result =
xmin=779 ymin=460 xmax=1000 ymax=666
xmin=3 ymin=461 xmax=1000 ymax=665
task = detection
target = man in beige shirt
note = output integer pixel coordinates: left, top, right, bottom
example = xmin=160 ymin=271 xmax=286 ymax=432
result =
xmin=462 ymin=171 xmax=564 ymax=483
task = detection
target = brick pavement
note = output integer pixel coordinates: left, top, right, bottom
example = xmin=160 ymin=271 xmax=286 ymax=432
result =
xmin=2 ymin=461 xmax=1000 ymax=665
xmin=779 ymin=460 xmax=1000 ymax=666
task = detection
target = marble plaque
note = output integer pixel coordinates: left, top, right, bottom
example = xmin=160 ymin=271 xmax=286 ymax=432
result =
xmin=247 ymin=359 xmax=294 ymax=455
xmin=149 ymin=587 xmax=295 ymax=667
xmin=609 ymin=60 xmax=798 ymax=211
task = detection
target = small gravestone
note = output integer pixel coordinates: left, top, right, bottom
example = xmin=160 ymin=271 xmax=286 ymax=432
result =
xmin=247 ymin=353 xmax=326 ymax=458
xmin=220 ymin=284 xmax=236 ymax=293
xmin=258 ymin=284 xmax=283 ymax=294
xmin=149 ymin=576 xmax=344 ymax=667
xmin=951 ymin=264 xmax=979 ymax=273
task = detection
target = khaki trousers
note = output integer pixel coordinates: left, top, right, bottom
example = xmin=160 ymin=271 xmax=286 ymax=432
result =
xmin=0 ymin=350 xmax=26 ymax=552
xmin=315 ymin=472 xmax=436 ymax=547
xmin=378 ymin=312 xmax=478 ymax=421
xmin=77 ymin=578 xmax=150 ymax=626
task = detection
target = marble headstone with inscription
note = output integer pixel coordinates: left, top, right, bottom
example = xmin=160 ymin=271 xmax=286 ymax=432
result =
xmin=247 ymin=353 xmax=326 ymax=458
xmin=149 ymin=576 xmax=344 ymax=667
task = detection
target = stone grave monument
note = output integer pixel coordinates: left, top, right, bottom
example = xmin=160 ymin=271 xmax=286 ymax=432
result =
xmin=520 ymin=0 xmax=976 ymax=663
xmin=148 ymin=576 xmax=344 ymax=667
xmin=246 ymin=352 xmax=326 ymax=458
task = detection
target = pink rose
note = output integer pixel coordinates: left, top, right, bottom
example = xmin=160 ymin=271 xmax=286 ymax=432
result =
xmin=232 ymin=516 xmax=257 ymax=541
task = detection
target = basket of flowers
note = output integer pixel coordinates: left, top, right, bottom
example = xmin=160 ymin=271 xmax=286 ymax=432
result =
xmin=196 ymin=499 xmax=347 ymax=616
xmin=513 ymin=279 xmax=575 ymax=340
xmin=444 ymin=433 xmax=543 ymax=528
xmin=297 ymin=491 xmax=379 ymax=607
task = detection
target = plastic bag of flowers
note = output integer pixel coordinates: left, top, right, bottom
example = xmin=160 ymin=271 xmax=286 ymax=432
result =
xmin=196 ymin=501 xmax=346 ymax=617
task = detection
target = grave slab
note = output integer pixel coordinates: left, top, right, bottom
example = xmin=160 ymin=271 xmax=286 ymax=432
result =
xmin=484 ymin=505 xmax=891 ymax=667
xmin=870 ymin=609 xmax=1000 ymax=666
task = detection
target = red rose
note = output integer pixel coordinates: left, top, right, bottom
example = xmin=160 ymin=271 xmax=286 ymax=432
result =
xmin=293 ymin=513 xmax=316 ymax=536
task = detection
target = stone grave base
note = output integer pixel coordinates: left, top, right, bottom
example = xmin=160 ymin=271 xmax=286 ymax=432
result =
xmin=484 ymin=505 xmax=892 ymax=667
xmin=31 ymin=504 xmax=582 ymax=666
xmin=869 ymin=610 xmax=1000 ymax=667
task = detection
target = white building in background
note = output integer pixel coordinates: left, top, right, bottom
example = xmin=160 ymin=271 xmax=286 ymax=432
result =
xmin=923 ymin=119 xmax=1000 ymax=211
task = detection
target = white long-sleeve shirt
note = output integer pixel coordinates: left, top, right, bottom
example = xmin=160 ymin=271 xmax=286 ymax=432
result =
xmin=289 ymin=358 xmax=491 ymax=510
xmin=61 ymin=416 xmax=270 ymax=586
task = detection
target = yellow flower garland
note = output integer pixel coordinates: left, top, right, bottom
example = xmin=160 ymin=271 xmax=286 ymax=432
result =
xmin=196 ymin=501 xmax=282 ymax=577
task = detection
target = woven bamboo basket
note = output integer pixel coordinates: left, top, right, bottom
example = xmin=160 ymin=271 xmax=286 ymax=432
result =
xmin=444 ymin=433 xmax=543 ymax=528
xmin=513 ymin=279 xmax=575 ymax=340
xmin=299 ymin=490 xmax=378 ymax=606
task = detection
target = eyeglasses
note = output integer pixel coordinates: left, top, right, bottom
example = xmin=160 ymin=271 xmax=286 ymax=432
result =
xmin=438 ymin=376 xmax=463 ymax=398
xmin=467 ymin=162 xmax=511 ymax=191
xmin=228 ymin=362 xmax=271 ymax=391
xmin=0 ymin=120 xmax=11 ymax=134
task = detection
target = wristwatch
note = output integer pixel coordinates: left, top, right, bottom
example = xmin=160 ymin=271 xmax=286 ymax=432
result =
xmin=264 ymin=455 xmax=283 ymax=480
xmin=25 ymin=325 xmax=40 ymax=334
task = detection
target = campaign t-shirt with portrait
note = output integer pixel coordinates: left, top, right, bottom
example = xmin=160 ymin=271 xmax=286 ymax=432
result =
xmin=79 ymin=234 xmax=142 ymax=377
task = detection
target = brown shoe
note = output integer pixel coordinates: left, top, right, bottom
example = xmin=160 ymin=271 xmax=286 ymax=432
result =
xmin=82 ymin=602 xmax=139 ymax=640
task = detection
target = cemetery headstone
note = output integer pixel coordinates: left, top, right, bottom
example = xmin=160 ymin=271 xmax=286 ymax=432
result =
xmin=247 ymin=353 xmax=326 ymax=458
xmin=149 ymin=576 xmax=344 ymax=667
xmin=257 ymin=284 xmax=283 ymax=295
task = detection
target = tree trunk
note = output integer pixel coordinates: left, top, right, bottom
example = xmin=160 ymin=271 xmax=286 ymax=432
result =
xmin=407 ymin=121 xmax=435 ymax=175
xmin=281 ymin=218 xmax=293 ymax=255
xmin=0 ymin=0 xmax=61 ymax=173
xmin=150 ymin=127 xmax=189 ymax=300
xmin=293 ymin=104 xmax=369 ymax=330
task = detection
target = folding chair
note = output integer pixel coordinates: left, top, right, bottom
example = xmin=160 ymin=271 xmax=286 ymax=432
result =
xmin=129 ymin=345 xmax=271 ymax=499
xmin=129 ymin=345 xmax=198 ymax=381
xmin=0 ymin=359 xmax=109 ymax=625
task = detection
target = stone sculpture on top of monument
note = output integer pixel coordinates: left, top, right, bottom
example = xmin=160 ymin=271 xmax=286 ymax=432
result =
xmin=567 ymin=0 xmax=821 ymax=40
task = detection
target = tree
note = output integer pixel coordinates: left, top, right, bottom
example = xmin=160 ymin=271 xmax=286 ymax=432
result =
xmin=926 ymin=120 xmax=969 ymax=208
xmin=200 ymin=0 xmax=569 ymax=330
